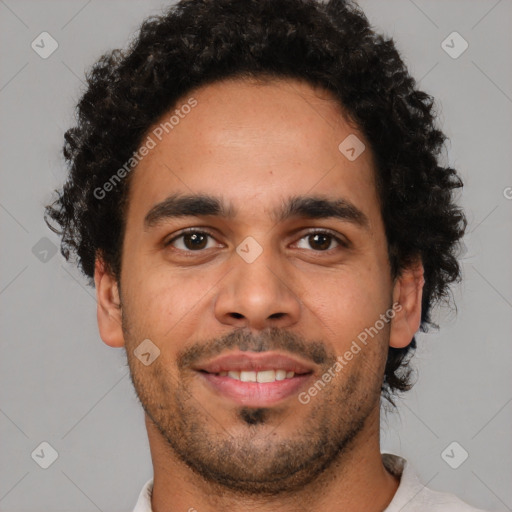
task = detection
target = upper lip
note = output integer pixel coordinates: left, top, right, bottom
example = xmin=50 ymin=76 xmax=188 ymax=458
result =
xmin=193 ymin=351 xmax=315 ymax=374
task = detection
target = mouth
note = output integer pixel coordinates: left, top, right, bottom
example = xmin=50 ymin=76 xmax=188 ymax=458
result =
xmin=204 ymin=368 xmax=301 ymax=382
xmin=193 ymin=352 xmax=315 ymax=407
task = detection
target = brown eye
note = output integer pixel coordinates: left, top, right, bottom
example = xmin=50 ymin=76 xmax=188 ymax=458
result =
xmin=182 ymin=232 xmax=209 ymax=250
xmin=295 ymin=230 xmax=347 ymax=252
xmin=308 ymin=233 xmax=333 ymax=251
xmin=166 ymin=230 xmax=217 ymax=251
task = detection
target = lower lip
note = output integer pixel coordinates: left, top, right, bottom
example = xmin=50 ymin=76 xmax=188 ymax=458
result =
xmin=199 ymin=372 xmax=313 ymax=407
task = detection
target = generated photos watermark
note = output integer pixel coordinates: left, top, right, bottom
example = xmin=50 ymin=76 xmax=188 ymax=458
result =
xmin=93 ymin=97 xmax=198 ymax=200
xmin=298 ymin=301 xmax=403 ymax=404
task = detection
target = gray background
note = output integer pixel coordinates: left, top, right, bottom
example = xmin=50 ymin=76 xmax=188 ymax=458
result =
xmin=0 ymin=0 xmax=511 ymax=510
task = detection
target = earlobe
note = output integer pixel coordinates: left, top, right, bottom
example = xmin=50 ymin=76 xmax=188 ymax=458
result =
xmin=389 ymin=260 xmax=424 ymax=349
xmin=94 ymin=255 xmax=125 ymax=348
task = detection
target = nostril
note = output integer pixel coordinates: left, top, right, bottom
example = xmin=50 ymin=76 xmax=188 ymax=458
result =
xmin=230 ymin=312 xmax=244 ymax=319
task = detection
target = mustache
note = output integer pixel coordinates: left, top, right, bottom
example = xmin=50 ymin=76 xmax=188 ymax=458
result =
xmin=176 ymin=327 xmax=336 ymax=371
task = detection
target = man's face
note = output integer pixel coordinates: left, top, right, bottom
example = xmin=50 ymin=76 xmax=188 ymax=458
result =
xmin=116 ymin=78 xmax=397 ymax=493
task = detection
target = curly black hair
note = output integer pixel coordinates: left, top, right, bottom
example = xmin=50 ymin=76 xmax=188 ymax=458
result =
xmin=45 ymin=0 xmax=466 ymax=405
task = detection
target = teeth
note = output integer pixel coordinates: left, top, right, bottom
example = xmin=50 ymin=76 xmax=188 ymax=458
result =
xmin=256 ymin=370 xmax=275 ymax=383
xmin=240 ymin=371 xmax=257 ymax=382
xmin=218 ymin=369 xmax=296 ymax=382
xmin=275 ymin=369 xmax=287 ymax=381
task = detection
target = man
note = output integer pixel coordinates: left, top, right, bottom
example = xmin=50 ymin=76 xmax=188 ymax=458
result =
xmin=45 ymin=0 xmax=484 ymax=510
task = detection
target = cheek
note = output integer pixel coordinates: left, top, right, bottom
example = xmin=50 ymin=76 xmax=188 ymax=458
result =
xmin=122 ymin=265 xmax=215 ymax=340
xmin=303 ymin=264 xmax=392 ymax=346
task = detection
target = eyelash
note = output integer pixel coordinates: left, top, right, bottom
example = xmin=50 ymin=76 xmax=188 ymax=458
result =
xmin=164 ymin=227 xmax=349 ymax=253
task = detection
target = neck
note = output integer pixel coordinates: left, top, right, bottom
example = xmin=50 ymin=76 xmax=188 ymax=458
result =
xmin=146 ymin=408 xmax=399 ymax=512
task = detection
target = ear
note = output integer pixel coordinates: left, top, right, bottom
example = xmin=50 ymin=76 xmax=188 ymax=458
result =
xmin=94 ymin=254 xmax=125 ymax=348
xmin=389 ymin=259 xmax=424 ymax=349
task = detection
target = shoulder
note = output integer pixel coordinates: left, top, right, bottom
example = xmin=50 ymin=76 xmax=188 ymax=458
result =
xmin=409 ymin=486 xmax=490 ymax=512
xmin=382 ymin=453 xmax=489 ymax=512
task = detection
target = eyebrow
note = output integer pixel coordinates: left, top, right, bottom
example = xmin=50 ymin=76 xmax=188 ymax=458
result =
xmin=144 ymin=193 xmax=369 ymax=230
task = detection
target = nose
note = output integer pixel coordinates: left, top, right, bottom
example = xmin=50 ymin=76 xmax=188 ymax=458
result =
xmin=214 ymin=249 xmax=301 ymax=331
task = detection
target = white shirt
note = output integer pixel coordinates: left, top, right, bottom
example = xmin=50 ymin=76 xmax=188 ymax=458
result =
xmin=132 ymin=453 xmax=487 ymax=511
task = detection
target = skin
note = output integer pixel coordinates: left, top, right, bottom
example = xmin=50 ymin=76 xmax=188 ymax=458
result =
xmin=95 ymin=77 xmax=424 ymax=512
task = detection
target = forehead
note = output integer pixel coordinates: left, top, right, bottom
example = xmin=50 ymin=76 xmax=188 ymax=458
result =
xmin=125 ymin=77 xmax=380 ymax=227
